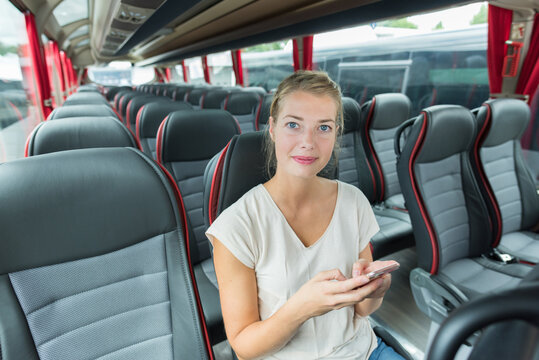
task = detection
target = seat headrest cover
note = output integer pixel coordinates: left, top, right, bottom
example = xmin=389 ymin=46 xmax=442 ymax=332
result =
xmin=28 ymin=117 xmax=136 ymax=156
xmin=203 ymin=89 xmax=231 ymax=109
xmin=369 ymin=93 xmax=412 ymax=130
xmin=342 ymin=97 xmax=360 ymax=133
xmin=0 ymin=148 xmax=180 ymax=274
xmin=218 ymin=132 xmax=269 ymax=214
xmin=138 ymin=101 xmax=193 ymax=138
xmin=48 ymin=104 xmax=116 ymax=120
xmin=479 ymin=99 xmax=530 ymax=147
xmin=258 ymin=94 xmax=273 ymax=128
xmin=417 ymin=105 xmax=476 ymax=163
xmin=226 ymin=92 xmax=261 ymax=115
xmin=160 ymin=109 xmax=240 ymax=162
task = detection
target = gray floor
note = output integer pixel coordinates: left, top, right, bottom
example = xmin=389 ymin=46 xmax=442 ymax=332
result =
xmin=213 ymin=247 xmax=429 ymax=360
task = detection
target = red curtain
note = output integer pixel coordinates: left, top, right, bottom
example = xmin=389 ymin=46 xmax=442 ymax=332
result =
xmin=24 ymin=12 xmax=52 ymax=119
xmin=60 ymin=51 xmax=72 ymax=95
xmin=292 ymin=36 xmax=314 ymax=71
xmin=231 ymin=50 xmax=244 ymax=86
xmin=50 ymin=42 xmax=66 ymax=101
xmin=487 ymin=5 xmax=513 ymax=94
xmin=181 ymin=60 xmax=188 ymax=82
xmin=202 ymin=56 xmax=211 ymax=84
xmin=165 ymin=68 xmax=172 ymax=82
xmin=516 ymin=14 xmax=539 ymax=98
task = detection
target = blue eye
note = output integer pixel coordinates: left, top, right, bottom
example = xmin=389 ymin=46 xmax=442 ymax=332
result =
xmin=286 ymin=122 xmax=299 ymax=129
xmin=320 ymin=124 xmax=331 ymax=132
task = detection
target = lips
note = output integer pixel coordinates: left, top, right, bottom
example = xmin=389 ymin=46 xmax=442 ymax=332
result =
xmin=292 ymin=156 xmax=317 ymax=165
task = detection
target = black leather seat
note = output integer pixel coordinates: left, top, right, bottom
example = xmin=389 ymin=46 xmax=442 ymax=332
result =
xmin=256 ymin=93 xmax=273 ymax=131
xmin=125 ymin=95 xmax=168 ymax=134
xmin=0 ymin=147 xmax=214 ymax=360
xmin=63 ymin=92 xmax=109 ymax=106
xmin=47 ymin=104 xmax=118 ymax=120
xmin=472 ymin=99 xmax=539 ymax=264
xmin=172 ymin=85 xmax=195 ymax=102
xmin=156 ymin=109 xmax=240 ymax=344
xmin=136 ymin=101 xmax=194 ymax=159
xmin=25 ymin=116 xmax=137 ymax=156
xmin=224 ymin=91 xmax=262 ymax=133
xmin=396 ymin=105 xmax=532 ymax=325
xmin=186 ymin=87 xmax=213 ymax=109
xmin=340 ymin=97 xmax=414 ymax=259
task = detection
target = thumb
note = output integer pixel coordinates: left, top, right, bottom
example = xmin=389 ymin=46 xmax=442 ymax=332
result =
xmin=318 ymin=268 xmax=347 ymax=282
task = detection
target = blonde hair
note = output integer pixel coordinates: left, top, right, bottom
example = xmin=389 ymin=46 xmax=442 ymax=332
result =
xmin=264 ymin=70 xmax=343 ymax=177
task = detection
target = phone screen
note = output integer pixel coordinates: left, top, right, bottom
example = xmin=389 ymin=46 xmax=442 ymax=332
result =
xmin=365 ymin=262 xmax=400 ymax=280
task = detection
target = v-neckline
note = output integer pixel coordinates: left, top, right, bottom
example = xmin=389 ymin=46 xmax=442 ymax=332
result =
xmin=259 ymin=181 xmax=341 ymax=249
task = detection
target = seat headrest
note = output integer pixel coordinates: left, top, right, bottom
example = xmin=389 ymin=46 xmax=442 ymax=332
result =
xmin=186 ymin=88 xmax=210 ymax=106
xmin=363 ymin=93 xmax=411 ymax=130
xmin=48 ymin=104 xmax=117 ymax=120
xmin=63 ymin=96 xmax=109 ymax=106
xmin=477 ymin=99 xmax=530 ymax=147
xmin=0 ymin=148 xmax=180 ymax=273
xmin=158 ymin=109 xmax=240 ymax=162
xmin=414 ymin=105 xmax=476 ymax=163
xmin=216 ymin=132 xmax=269 ymax=217
xmin=342 ymin=97 xmax=361 ymax=133
xmin=225 ymin=92 xmax=261 ymax=115
xmin=203 ymin=89 xmax=232 ymax=109
xmin=26 ymin=117 xmax=136 ymax=156
xmin=137 ymin=101 xmax=193 ymax=139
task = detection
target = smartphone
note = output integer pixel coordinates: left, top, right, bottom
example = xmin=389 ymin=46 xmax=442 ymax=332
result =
xmin=365 ymin=262 xmax=400 ymax=280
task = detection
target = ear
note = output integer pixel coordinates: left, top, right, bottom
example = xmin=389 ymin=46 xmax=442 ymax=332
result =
xmin=268 ymin=116 xmax=275 ymax=141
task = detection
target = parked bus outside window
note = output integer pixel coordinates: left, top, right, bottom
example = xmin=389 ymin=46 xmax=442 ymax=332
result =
xmin=242 ymin=39 xmax=293 ymax=91
xmin=0 ymin=0 xmax=41 ymax=162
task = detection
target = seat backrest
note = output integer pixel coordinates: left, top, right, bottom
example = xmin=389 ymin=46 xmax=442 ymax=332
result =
xmin=113 ymin=89 xmax=134 ymax=111
xmin=186 ymin=88 xmax=210 ymax=109
xmin=125 ymin=95 xmax=165 ymax=132
xmin=47 ymin=104 xmax=117 ymax=120
xmin=0 ymin=147 xmax=213 ymax=360
xmin=360 ymin=93 xmax=411 ymax=203
xmin=105 ymin=86 xmax=131 ymax=101
xmin=157 ymin=109 xmax=240 ymax=265
xmin=472 ymin=99 xmax=539 ymax=244
xmin=202 ymin=89 xmax=232 ymax=109
xmin=63 ymin=92 xmax=109 ymax=106
xmin=118 ymin=92 xmax=146 ymax=124
xmin=338 ymin=97 xmax=377 ymax=202
xmin=396 ymin=105 xmax=491 ymax=273
xmin=173 ymin=86 xmax=195 ymax=102
xmin=256 ymin=93 xmax=273 ymax=131
xmin=224 ymin=91 xmax=262 ymax=133
xmin=136 ymin=101 xmax=193 ymax=159
xmin=25 ymin=117 xmax=138 ymax=156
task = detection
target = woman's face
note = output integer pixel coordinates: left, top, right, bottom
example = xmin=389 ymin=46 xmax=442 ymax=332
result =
xmin=269 ymin=90 xmax=337 ymax=180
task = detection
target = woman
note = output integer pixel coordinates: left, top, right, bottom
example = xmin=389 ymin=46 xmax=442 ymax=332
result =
xmin=206 ymin=71 xmax=403 ymax=360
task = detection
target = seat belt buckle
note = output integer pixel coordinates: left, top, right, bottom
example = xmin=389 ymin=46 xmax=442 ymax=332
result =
xmin=488 ymin=248 xmax=516 ymax=264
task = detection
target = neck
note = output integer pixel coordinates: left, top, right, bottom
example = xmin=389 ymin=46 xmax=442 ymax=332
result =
xmin=265 ymin=169 xmax=323 ymax=207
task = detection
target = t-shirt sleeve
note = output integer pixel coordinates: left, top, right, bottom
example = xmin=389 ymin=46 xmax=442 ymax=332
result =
xmin=205 ymin=205 xmax=256 ymax=269
xmin=356 ymin=190 xmax=380 ymax=253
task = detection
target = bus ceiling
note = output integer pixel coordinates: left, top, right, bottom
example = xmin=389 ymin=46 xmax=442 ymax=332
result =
xmin=11 ymin=0 xmax=533 ymax=68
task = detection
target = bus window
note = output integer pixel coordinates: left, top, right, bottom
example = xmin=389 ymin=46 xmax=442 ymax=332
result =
xmin=87 ymin=61 xmax=154 ymax=85
xmin=184 ymin=57 xmax=206 ymax=85
xmin=242 ymin=40 xmax=293 ymax=92
xmin=313 ymin=2 xmax=489 ymax=114
xmin=171 ymin=65 xmax=186 ymax=83
xmin=0 ymin=0 xmax=40 ymax=162
xmin=207 ymin=51 xmax=235 ymax=86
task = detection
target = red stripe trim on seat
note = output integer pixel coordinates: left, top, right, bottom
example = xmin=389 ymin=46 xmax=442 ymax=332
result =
xmin=135 ymin=105 xmax=145 ymax=142
xmin=473 ymin=104 xmax=502 ymax=247
xmin=409 ymin=112 xmax=439 ymax=274
xmin=155 ymin=115 xmax=170 ymax=164
xmin=365 ymin=98 xmax=384 ymax=200
xmin=209 ymin=141 xmax=231 ymax=224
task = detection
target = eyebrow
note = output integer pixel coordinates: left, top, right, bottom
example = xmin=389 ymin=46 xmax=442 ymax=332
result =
xmin=282 ymin=114 xmax=335 ymax=123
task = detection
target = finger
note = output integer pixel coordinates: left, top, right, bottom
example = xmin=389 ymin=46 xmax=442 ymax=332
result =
xmin=333 ymin=279 xmax=382 ymax=303
xmin=317 ymin=268 xmax=347 ymax=282
xmin=328 ymin=275 xmax=370 ymax=293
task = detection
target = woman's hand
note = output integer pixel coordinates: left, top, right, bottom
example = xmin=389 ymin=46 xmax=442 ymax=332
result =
xmin=352 ymin=259 xmax=393 ymax=299
xmin=288 ymin=268 xmax=383 ymax=320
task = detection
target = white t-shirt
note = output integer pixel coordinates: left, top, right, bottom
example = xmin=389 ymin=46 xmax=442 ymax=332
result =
xmin=206 ymin=180 xmax=380 ymax=359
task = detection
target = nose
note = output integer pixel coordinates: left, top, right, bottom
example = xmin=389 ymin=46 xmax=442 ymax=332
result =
xmin=300 ymin=128 xmax=315 ymax=149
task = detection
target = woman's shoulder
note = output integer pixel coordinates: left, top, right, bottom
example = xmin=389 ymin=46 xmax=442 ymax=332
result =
xmin=214 ymin=184 xmax=266 ymax=220
xmin=336 ymin=180 xmax=370 ymax=203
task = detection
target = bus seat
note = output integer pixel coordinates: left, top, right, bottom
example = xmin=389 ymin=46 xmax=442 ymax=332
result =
xmin=396 ymin=105 xmax=532 ymax=325
xmin=187 ymin=87 xmax=213 ymax=110
xmin=47 ymin=104 xmax=118 ymax=120
xmin=224 ymin=91 xmax=262 ymax=133
xmin=76 ymin=84 xmax=100 ymax=93
xmin=113 ymin=89 xmax=134 ymax=112
xmin=243 ymin=86 xmax=267 ymax=97
xmin=125 ymin=95 xmax=166 ymax=132
xmin=360 ymin=93 xmax=412 ymax=209
xmin=256 ymin=93 xmax=273 ymax=131
xmin=472 ymin=99 xmax=539 ymax=264
xmin=136 ymin=101 xmax=193 ymax=159
xmin=202 ymin=89 xmax=234 ymax=110
xmin=156 ymin=109 xmax=240 ymax=345
xmin=340 ymin=97 xmax=414 ymax=259
xmin=118 ymin=92 xmax=148 ymax=125
xmin=105 ymin=86 xmax=131 ymax=102
xmin=0 ymin=148 xmax=213 ymax=360
xmin=63 ymin=92 xmax=109 ymax=106
xmin=25 ymin=116 xmax=138 ymax=156
xmin=173 ymin=85 xmax=195 ymax=102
